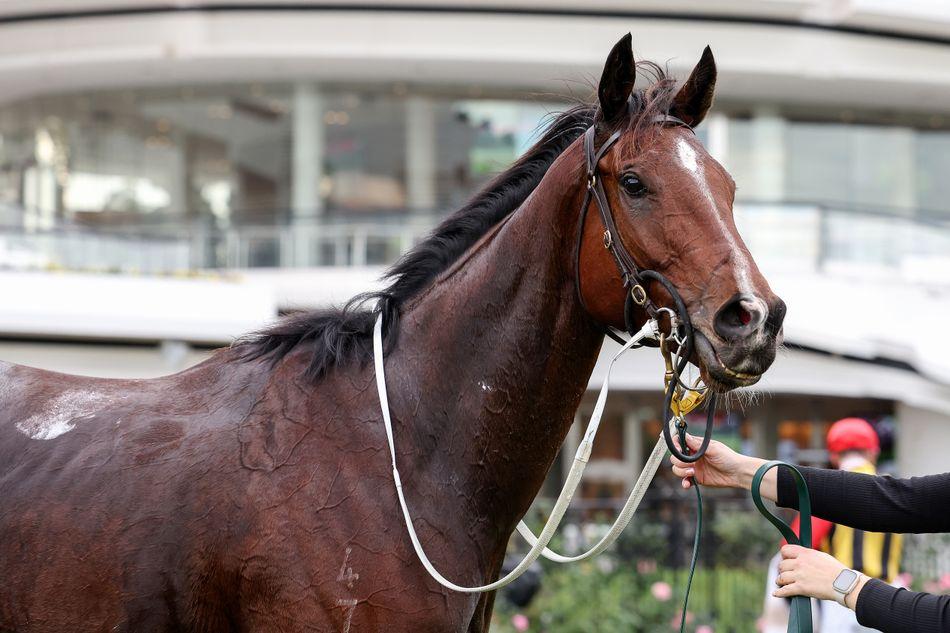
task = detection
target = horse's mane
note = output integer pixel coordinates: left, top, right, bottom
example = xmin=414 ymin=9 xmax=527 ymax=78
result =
xmin=236 ymin=63 xmax=676 ymax=378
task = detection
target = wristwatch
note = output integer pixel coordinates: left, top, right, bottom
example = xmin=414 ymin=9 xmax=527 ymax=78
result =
xmin=832 ymin=568 xmax=861 ymax=607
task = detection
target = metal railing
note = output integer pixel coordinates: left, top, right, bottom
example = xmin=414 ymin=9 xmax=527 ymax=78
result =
xmin=735 ymin=202 xmax=950 ymax=284
xmin=0 ymin=204 xmax=947 ymax=285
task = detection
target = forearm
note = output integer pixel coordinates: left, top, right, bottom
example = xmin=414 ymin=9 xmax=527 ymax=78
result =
xmin=775 ymin=468 xmax=950 ymax=533
xmin=734 ymin=456 xmax=777 ymax=501
xmin=854 ymin=578 xmax=950 ymax=632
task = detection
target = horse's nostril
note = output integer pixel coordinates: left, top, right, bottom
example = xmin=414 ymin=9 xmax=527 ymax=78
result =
xmin=765 ymin=297 xmax=787 ymax=336
xmin=714 ymin=294 xmax=765 ymax=341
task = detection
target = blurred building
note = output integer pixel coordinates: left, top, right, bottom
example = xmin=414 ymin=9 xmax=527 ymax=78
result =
xmin=0 ymin=0 xmax=948 ymax=482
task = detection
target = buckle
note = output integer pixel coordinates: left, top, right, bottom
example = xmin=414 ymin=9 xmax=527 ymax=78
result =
xmin=603 ymin=230 xmax=612 ymax=249
xmin=630 ymin=284 xmax=647 ymax=306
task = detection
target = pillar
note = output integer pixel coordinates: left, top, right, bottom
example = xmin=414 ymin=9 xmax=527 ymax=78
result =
xmin=623 ymin=409 xmax=643 ymax=490
xmin=292 ymin=83 xmax=326 ymax=265
xmin=405 ymin=95 xmax=437 ymax=213
xmin=750 ymin=106 xmax=786 ymax=202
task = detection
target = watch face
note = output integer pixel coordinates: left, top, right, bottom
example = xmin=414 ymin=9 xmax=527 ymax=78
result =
xmin=833 ymin=569 xmax=858 ymax=592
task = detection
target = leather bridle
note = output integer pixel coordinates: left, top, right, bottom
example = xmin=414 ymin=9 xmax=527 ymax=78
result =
xmin=574 ymin=114 xmax=716 ymax=464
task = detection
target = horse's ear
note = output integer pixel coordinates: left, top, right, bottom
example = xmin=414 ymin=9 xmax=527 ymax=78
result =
xmin=670 ymin=46 xmax=717 ymax=127
xmin=598 ymin=33 xmax=636 ymax=124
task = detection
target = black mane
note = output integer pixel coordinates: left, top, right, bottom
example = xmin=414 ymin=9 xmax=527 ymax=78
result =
xmin=237 ymin=67 xmax=675 ymax=379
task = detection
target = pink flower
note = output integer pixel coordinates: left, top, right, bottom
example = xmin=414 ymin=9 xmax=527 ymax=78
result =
xmin=651 ymin=581 xmax=673 ymax=602
xmin=671 ymin=610 xmax=694 ymax=628
xmin=940 ymin=574 xmax=950 ymax=591
xmin=896 ymin=572 xmax=913 ymax=588
xmin=696 ymin=626 xmax=714 ymax=633
xmin=511 ymin=613 xmax=529 ymax=632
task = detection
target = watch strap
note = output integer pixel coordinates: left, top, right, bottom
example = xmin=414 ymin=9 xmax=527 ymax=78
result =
xmin=834 ymin=570 xmax=861 ymax=607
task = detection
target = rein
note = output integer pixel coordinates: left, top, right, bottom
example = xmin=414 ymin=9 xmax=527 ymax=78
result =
xmin=753 ymin=462 xmax=815 ymax=633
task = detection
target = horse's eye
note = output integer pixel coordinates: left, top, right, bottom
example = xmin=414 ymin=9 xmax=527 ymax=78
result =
xmin=620 ymin=173 xmax=647 ymax=197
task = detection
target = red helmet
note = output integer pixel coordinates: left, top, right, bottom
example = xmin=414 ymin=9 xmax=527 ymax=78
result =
xmin=827 ymin=417 xmax=879 ymax=454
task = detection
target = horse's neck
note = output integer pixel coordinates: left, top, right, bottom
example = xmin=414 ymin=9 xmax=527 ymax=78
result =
xmin=391 ymin=147 xmax=604 ymax=566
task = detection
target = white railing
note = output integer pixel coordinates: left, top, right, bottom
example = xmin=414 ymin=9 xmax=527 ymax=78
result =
xmin=737 ymin=203 xmax=950 ymax=285
xmin=0 ymin=205 xmax=947 ymax=286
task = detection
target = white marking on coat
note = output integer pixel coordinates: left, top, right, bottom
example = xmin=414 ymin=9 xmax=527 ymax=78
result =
xmin=676 ymin=138 xmax=755 ymax=297
xmin=478 ymin=380 xmax=494 ymax=393
xmin=336 ymin=598 xmax=358 ymax=633
xmin=336 ymin=547 xmax=359 ymax=589
xmin=15 ymin=390 xmax=111 ymax=440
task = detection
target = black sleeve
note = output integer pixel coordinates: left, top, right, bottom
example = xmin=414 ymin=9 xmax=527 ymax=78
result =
xmin=776 ymin=467 xmax=950 ymax=534
xmin=855 ymin=578 xmax=950 ymax=633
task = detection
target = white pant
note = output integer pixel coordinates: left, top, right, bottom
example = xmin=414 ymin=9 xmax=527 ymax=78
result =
xmin=819 ymin=598 xmax=877 ymax=633
xmin=762 ymin=553 xmax=821 ymax=633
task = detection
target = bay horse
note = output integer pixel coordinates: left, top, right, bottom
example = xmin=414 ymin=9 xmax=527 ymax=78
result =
xmin=0 ymin=35 xmax=785 ymax=632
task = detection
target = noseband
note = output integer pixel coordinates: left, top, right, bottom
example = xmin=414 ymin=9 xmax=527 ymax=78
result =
xmin=574 ymin=115 xmax=716 ymax=464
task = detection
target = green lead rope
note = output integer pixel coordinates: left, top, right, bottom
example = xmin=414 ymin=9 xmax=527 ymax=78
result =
xmin=751 ymin=461 xmax=814 ymax=633
xmin=677 ymin=422 xmax=702 ymax=633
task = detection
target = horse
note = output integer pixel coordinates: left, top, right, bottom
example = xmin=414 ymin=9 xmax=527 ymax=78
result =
xmin=0 ymin=34 xmax=785 ymax=632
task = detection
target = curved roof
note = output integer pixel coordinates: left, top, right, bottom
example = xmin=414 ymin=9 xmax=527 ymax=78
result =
xmin=0 ymin=1 xmax=948 ymax=112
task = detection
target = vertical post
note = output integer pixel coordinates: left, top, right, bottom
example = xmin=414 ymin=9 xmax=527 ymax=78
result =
xmin=623 ymin=409 xmax=643 ymax=491
xmin=406 ymin=95 xmax=437 ymax=214
xmin=750 ymin=106 xmax=786 ymax=203
xmin=167 ymin=128 xmax=188 ymax=218
xmin=751 ymin=402 xmax=779 ymax=460
xmin=351 ymin=226 xmax=367 ymax=267
xmin=705 ymin=112 xmax=729 ymax=163
xmin=292 ymin=83 xmax=326 ymax=266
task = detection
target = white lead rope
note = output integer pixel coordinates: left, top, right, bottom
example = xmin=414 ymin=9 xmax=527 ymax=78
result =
xmin=373 ymin=312 xmax=665 ymax=593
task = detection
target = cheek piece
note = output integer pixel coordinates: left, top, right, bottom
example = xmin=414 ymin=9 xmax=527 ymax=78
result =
xmin=573 ymin=118 xmax=716 ymax=465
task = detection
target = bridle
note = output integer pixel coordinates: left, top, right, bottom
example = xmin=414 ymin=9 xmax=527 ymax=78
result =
xmin=574 ymin=114 xmax=717 ymax=464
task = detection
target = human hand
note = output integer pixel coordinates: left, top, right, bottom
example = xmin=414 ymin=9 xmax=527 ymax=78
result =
xmin=669 ymin=433 xmax=767 ymax=493
xmin=774 ymin=544 xmax=866 ymax=608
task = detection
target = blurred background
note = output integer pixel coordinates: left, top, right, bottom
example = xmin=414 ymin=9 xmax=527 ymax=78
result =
xmin=0 ymin=0 xmax=948 ymax=630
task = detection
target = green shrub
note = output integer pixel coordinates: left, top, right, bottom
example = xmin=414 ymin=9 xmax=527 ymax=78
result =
xmin=491 ymin=561 xmax=767 ymax=633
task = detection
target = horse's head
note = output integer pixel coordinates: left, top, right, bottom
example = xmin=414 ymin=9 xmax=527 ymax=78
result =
xmin=578 ymin=35 xmax=785 ymax=392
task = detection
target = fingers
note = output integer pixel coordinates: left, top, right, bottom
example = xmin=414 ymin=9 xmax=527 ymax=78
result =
xmin=671 ymin=463 xmax=694 ymax=488
xmin=777 ymin=558 xmax=797 ymax=573
xmin=773 ymin=583 xmax=803 ymax=599
xmin=670 ymin=438 xmax=696 ymax=488
xmin=781 ymin=544 xmax=805 ymax=559
xmin=773 ymin=569 xmax=804 ymax=599
xmin=672 ymin=465 xmax=695 ymax=479
xmin=671 ymin=433 xmax=702 ymax=452
xmin=684 ymin=433 xmax=704 ymax=450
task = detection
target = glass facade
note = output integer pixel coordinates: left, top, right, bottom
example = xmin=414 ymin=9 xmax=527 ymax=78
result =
xmin=0 ymin=84 xmax=561 ymax=230
xmin=0 ymin=83 xmax=948 ymax=275
xmin=728 ymin=115 xmax=950 ymax=218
